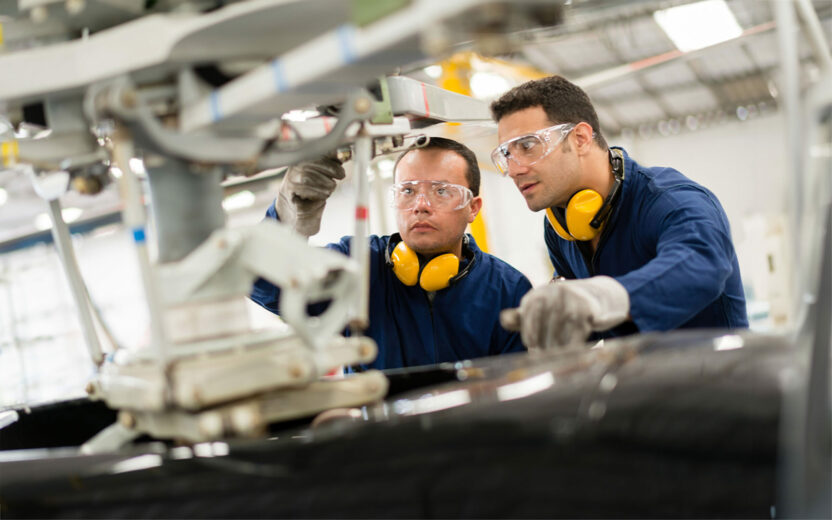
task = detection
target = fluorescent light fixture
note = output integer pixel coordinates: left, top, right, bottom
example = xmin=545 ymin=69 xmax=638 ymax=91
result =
xmin=222 ymin=190 xmax=256 ymax=212
xmin=33 ymin=207 xmax=83 ymax=230
xmin=0 ymin=187 xmax=7 ymax=206
xmin=128 ymin=157 xmax=146 ymax=174
xmin=34 ymin=213 xmax=52 ymax=231
xmin=62 ymin=207 xmax=83 ymax=223
xmin=375 ymin=158 xmax=395 ymax=179
xmin=110 ymin=166 xmax=123 ymax=179
xmin=470 ymin=72 xmax=511 ymax=100
xmin=423 ymin=65 xmax=442 ymax=79
xmin=654 ymin=0 xmax=742 ymax=52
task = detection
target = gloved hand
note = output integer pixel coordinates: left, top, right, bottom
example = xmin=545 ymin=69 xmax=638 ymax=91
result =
xmin=276 ymin=157 xmax=345 ymax=237
xmin=500 ymin=275 xmax=630 ymax=350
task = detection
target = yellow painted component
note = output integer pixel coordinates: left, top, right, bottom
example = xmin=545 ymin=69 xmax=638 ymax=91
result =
xmin=420 ymin=253 xmax=459 ymax=292
xmin=1 ymin=140 xmax=19 ymax=166
xmin=565 ymin=189 xmax=604 ymax=241
xmin=437 ymin=52 xmax=491 ymax=252
xmin=469 ymin=209 xmax=490 ymax=252
xmin=438 ymin=53 xmax=472 ymax=96
xmin=0 ymin=22 xmax=4 ymax=46
xmin=391 ymin=241 xmax=419 ymax=286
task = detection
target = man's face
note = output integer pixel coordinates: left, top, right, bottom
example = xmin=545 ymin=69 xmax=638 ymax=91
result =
xmin=395 ymin=149 xmax=482 ymax=256
xmin=496 ymin=106 xmax=580 ymax=212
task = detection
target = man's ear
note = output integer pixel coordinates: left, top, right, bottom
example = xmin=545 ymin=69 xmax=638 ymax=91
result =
xmin=468 ymin=197 xmax=483 ymax=223
xmin=574 ymin=122 xmax=595 ymax=154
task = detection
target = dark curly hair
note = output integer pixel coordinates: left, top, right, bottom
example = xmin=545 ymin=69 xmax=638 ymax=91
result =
xmin=393 ymin=137 xmax=480 ymax=196
xmin=490 ymin=75 xmax=608 ymax=150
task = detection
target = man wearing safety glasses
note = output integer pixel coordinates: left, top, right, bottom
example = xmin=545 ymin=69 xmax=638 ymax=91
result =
xmin=491 ymin=75 xmax=747 ymax=350
xmin=251 ymin=137 xmax=532 ymax=370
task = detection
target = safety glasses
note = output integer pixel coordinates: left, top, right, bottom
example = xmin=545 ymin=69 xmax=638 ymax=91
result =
xmin=389 ymin=180 xmax=474 ymax=211
xmin=490 ymin=122 xmax=576 ymax=175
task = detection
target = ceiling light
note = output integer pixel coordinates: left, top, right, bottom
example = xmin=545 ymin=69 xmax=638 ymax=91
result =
xmin=654 ymin=0 xmax=742 ymax=52
xmin=222 ymin=190 xmax=256 ymax=212
xmin=0 ymin=187 xmax=7 ymax=206
xmin=110 ymin=166 xmax=123 ymax=179
xmin=375 ymin=158 xmax=395 ymax=179
xmin=423 ymin=65 xmax=442 ymax=79
xmin=470 ymin=72 xmax=511 ymax=100
xmin=128 ymin=157 xmax=146 ymax=174
xmin=33 ymin=207 xmax=83 ymax=231
xmin=34 ymin=213 xmax=52 ymax=231
xmin=62 ymin=207 xmax=83 ymax=223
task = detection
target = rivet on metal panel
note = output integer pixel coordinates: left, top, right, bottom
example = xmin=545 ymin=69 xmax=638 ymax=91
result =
xmin=118 ymin=411 xmax=136 ymax=429
xmin=353 ymin=96 xmax=372 ymax=114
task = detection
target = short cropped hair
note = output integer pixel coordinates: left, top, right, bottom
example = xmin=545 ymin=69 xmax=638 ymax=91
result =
xmin=393 ymin=137 xmax=480 ymax=196
xmin=490 ymin=75 xmax=608 ymax=150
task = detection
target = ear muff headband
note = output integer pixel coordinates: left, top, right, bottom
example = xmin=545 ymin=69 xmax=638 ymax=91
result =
xmin=387 ymin=235 xmax=474 ymax=291
xmin=546 ymin=149 xmax=625 ymax=242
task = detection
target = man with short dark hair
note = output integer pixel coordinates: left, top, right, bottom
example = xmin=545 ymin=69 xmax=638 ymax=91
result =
xmin=491 ymin=75 xmax=748 ymax=349
xmin=251 ymin=137 xmax=532 ymax=370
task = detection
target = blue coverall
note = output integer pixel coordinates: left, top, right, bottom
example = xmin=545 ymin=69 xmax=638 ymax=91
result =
xmin=544 ymin=147 xmax=748 ymax=337
xmin=251 ymin=207 xmax=532 ymax=370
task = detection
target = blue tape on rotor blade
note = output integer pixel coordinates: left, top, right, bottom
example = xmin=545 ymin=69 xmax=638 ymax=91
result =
xmin=272 ymin=59 xmax=288 ymax=92
xmin=337 ymin=25 xmax=357 ymax=64
xmin=210 ymin=92 xmax=222 ymax=122
xmin=132 ymin=227 xmax=146 ymax=243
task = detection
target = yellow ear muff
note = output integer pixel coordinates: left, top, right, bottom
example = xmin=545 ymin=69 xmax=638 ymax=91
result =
xmin=390 ymin=241 xmax=461 ymax=291
xmin=419 ymin=254 xmax=460 ymax=291
xmin=391 ymin=241 xmax=420 ymax=286
xmin=546 ymin=207 xmax=574 ymax=242
xmin=565 ymin=189 xmax=604 ymax=241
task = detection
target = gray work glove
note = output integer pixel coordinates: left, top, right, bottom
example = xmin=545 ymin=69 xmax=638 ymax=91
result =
xmin=276 ymin=157 xmax=345 ymax=237
xmin=501 ymin=275 xmax=630 ymax=350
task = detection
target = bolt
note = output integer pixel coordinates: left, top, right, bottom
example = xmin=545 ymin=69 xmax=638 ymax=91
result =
xmin=121 ymin=89 xmax=137 ymax=109
xmin=85 ymin=381 xmax=96 ymax=395
xmin=30 ymin=5 xmax=48 ymax=23
xmin=198 ymin=412 xmax=223 ymax=438
xmin=65 ymin=0 xmax=85 ymax=15
xmin=118 ymin=411 xmax=136 ymax=429
xmin=353 ymin=96 xmax=372 ymax=115
xmin=289 ymin=363 xmax=306 ymax=379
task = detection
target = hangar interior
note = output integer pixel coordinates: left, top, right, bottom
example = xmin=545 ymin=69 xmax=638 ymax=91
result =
xmin=0 ymin=0 xmax=830 ymax=517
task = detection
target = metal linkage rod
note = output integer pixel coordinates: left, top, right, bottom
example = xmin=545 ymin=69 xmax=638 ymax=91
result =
xmin=46 ymin=198 xmax=104 ymax=365
xmin=351 ymin=131 xmax=372 ymax=331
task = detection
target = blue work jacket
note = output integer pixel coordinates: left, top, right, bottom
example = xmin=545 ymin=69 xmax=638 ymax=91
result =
xmin=544 ymin=147 xmax=748 ymax=336
xmin=251 ymin=208 xmax=531 ymax=370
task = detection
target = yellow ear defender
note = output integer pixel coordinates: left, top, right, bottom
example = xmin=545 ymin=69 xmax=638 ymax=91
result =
xmin=387 ymin=234 xmax=475 ymax=291
xmin=546 ymin=149 xmax=625 ymax=242
xmin=391 ymin=241 xmax=460 ymax=291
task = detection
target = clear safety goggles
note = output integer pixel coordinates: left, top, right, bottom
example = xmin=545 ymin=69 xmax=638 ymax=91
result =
xmin=490 ymin=122 xmax=576 ymax=175
xmin=389 ymin=180 xmax=474 ymax=211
